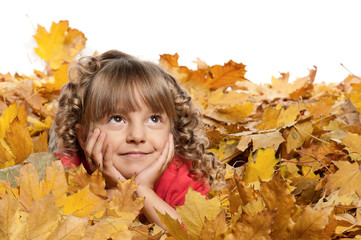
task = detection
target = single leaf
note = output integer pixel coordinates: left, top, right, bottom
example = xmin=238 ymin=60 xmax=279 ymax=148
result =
xmin=260 ymin=172 xmax=296 ymax=239
xmin=255 ymin=106 xmax=281 ymax=130
xmin=42 ymin=160 xmax=68 ymax=206
xmin=208 ymin=60 xmax=247 ymax=90
xmin=157 ymin=210 xmax=190 ymax=240
xmin=177 ymin=187 xmax=222 ymax=239
xmin=200 ymin=210 xmax=228 ymax=240
xmin=277 ymin=104 xmax=301 ymax=128
xmin=33 ymin=21 xmax=86 ymax=70
xmin=341 ymin=132 xmax=361 ymax=157
xmin=325 ymin=161 xmax=361 ymax=197
xmin=25 ymin=193 xmax=60 ymax=240
xmin=18 ymin=162 xmax=43 ymax=209
xmin=6 ymin=117 xmax=33 ymax=164
xmin=0 ymin=194 xmax=25 ymax=239
xmin=291 ymin=205 xmax=333 ymax=240
xmin=243 ymin=148 xmax=279 ymax=185
xmin=286 ymin=120 xmax=313 ymax=153
xmin=106 ymin=179 xmax=144 ymax=220
xmin=68 ymin=164 xmax=107 ymax=198
xmin=204 ymin=103 xmax=254 ymax=123
xmin=61 ymin=185 xmax=105 ymax=218
xmin=0 ymin=102 xmax=27 ymax=138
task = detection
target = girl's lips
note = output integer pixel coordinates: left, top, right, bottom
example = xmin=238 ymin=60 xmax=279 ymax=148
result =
xmin=120 ymin=152 xmax=150 ymax=158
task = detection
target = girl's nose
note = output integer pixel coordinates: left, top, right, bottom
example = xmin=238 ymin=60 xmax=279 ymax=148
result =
xmin=126 ymin=123 xmax=146 ymax=144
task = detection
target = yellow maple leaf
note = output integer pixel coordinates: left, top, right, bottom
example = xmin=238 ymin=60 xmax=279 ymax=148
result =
xmin=255 ymin=105 xmax=282 ymax=130
xmin=25 ymin=193 xmax=60 ymax=240
xmin=106 ymin=179 xmax=144 ymax=220
xmin=243 ymin=148 xmax=279 ymax=185
xmin=6 ymin=117 xmax=33 ymax=164
xmin=276 ymin=103 xmax=302 ymax=128
xmin=177 ymin=187 xmax=222 ymax=239
xmin=0 ymin=194 xmax=26 ymax=239
xmin=42 ymin=161 xmax=68 ymax=206
xmin=68 ymin=164 xmax=107 ymax=198
xmin=286 ymin=120 xmax=313 ymax=154
xmin=0 ymin=102 xmax=27 ymax=139
xmin=349 ymin=83 xmax=361 ymax=113
xmin=61 ymin=185 xmax=105 ymax=218
xmin=18 ymin=162 xmax=43 ymax=209
xmin=33 ymin=21 xmax=86 ymax=70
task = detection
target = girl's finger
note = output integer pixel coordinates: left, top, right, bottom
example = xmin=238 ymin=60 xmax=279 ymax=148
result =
xmin=92 ymin=131 xmax=106 ymax=170
xmin=84 ymin=128 xmax=100 ymax=157
xmin=103 ymin=143 xmax=113 ymax=170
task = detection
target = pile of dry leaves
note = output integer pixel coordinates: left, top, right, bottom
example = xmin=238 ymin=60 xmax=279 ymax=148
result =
xmin=1 ymin=21 xmax=361 ymax=239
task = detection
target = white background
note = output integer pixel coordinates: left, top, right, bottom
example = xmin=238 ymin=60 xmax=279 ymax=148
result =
xmin=1 ymin=0 xmax=360 ymax=84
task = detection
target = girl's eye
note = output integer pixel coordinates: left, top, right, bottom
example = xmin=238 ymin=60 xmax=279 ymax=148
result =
xmin=149 ymin=114 xmax=162 ymax=123
xmin=109 ymin=115 xmax=125 ymax=124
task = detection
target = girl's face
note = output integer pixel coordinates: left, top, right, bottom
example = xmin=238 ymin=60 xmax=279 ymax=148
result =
xmin=92 ymin=100 xmax=172 ymax=179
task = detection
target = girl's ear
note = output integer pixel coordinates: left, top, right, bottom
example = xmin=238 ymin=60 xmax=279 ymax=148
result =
xmin=75 ymin=124 xmax=86 ymax=150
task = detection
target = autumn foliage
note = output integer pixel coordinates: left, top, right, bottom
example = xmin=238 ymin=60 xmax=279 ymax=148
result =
xmin=1 ymin=21 xmax=361 ymax=239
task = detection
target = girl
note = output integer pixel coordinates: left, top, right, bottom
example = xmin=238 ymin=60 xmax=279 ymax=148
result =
xmin=53 ymin=50 xmax=223 ymax=228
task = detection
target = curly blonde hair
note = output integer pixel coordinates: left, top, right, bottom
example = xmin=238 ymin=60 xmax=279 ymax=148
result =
xmin=54 ymin=50 xmax=223 ymax=183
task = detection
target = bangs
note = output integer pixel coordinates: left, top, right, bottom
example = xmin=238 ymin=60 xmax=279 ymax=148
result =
xmin=84 ymin=59 xmax=176 ymax=124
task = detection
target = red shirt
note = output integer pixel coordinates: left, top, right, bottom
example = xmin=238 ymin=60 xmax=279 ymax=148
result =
xmin=55 ymin=151 xmax=209 ymax=207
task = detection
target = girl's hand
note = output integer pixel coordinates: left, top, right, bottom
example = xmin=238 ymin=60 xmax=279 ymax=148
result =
xmin=134 ymin=133 xmax=174 ymax=189
xmin=84 ymin=128 xmax=126 ymax=188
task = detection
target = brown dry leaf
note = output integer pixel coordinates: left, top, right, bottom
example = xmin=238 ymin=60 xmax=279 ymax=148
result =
xmin=260 ymin=172 xmax=296 ymax=239
xmin=224 ymin=210 xmax=273 ymax=240
xmin=237 ymin=130 xmax=285 ymax=152
xmin=291 ymin=205 xmax=333 ymax=240
xmin=234 ymin=172 xmax=257 ymax=205
xmin=325 ymin=161 xmax=361 ymax=197
xmin=32 ymin=131 xmax=48 ymax=153
xmin=200 ymin=210 xmax=228 ymax=240
xmin=33 ymin=20 xmax=86 ymax=70
xmin=208 ymin=60 xmax=247 ymax=90
xmin=307 ymin=97 xmax=334 ymax=117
